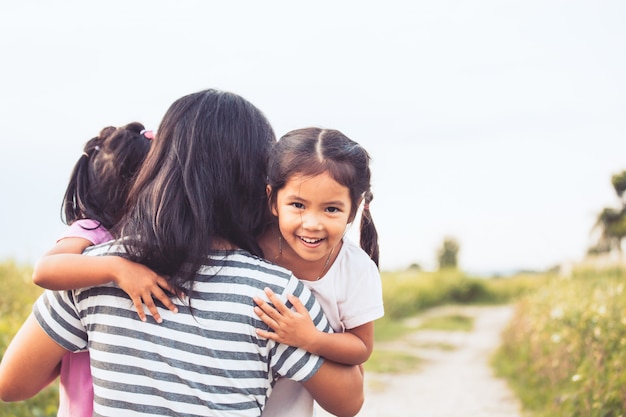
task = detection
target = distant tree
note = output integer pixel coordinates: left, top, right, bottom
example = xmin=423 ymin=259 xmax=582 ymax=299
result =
xmin=612 ymin=171 xmax=626 ymax=202
xmin=437 ymin=237 xmax=460 ymax=270
xmin=408 ymin=262 xmax=422 ymax=271
xmin=592 ymin=208 xmax=626 ymax=254
xmin=587 ymin=243 xmax=611 ymax=256
xmin=591 ymin=170 xmax=626 ymax=254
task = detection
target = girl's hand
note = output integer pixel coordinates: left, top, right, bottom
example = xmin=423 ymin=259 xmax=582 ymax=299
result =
xmin=253 ymin=287 xmax=320 ymax=351
xmin=112 ymin=257 xmax=178 ymax=323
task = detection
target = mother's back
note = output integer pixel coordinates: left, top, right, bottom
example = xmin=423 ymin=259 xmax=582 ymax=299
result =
xmin=36 ymin=246 xmax=329 ymax=415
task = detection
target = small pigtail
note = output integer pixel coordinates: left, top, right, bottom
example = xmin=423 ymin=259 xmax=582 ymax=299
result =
xmin=360 ymin=190 xmax=380 ymax=268
xmin=62 ymin=133 xmax=104 ymax=225
xmin=82 ymin=130 xmax=106 ymax=158
xmin=82 ymin=144 xmax=101 ymax=158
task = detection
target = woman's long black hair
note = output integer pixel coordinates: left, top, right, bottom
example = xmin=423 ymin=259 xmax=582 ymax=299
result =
xmin=116 ymin=89 xmax=276 ymax=293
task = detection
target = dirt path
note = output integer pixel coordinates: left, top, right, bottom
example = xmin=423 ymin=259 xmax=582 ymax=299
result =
xmin=316 ymin=305 xmax=522 ymax=417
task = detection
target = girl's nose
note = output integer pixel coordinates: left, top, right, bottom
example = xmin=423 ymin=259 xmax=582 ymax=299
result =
xmin=301 ymin=213 xmax=323 ymax=231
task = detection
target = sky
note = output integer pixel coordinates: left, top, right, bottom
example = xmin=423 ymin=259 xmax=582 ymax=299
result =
xmin=1 ymin=1 xmax=625 ymax=274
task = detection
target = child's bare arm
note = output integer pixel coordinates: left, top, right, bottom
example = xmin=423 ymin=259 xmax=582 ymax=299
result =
xmin=33 ymin=237 xmax=103 ymax=289
xmin=33 ymin=248 xmax=178 ymax=323
xmin=253 ymin=287 xmax=374 ymax=365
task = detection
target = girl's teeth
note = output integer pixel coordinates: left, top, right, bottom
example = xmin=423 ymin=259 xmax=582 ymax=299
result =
xmin=301 ymin=237 xmax=321 ymax=243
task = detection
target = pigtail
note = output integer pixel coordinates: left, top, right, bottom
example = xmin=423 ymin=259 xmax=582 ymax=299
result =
xmin=61 ymin=124 xmax=150 ymax=232
xmin=360 ymin=190 xmax=380 ymax=268
xmin=61 ymin=133 xmax=107 ymax=225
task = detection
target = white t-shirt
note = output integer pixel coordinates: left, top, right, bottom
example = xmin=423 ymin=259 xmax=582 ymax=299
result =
xmin=262 ymin=238 xmax=384 ymax=417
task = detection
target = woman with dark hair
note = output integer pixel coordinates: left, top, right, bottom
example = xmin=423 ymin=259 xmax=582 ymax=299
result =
xmin=0 ymin=89 xmax=364 ymax=417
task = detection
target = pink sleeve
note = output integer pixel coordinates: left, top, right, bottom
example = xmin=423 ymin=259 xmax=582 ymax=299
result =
xmin=57 ymin=219 xmax=113 ymax=246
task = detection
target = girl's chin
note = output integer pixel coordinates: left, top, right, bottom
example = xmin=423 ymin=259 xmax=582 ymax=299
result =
xmin=294 ymin=249 xmax=326 ymax=263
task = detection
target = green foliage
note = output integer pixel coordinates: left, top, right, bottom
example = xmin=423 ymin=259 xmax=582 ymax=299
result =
xmin=593 ymin=207 xmax=626 ymax=253
xmin=437 ymin=237 xmax=460 ymax=270
xmin=0 ymin=260 xmax=59 ymax=417
xmin=611 ymin=170 xmax=626 ymax=199
xmin=380 ymin=269 xmax=547 ymax=321
xmin=591 ymin=169 xmax=626 ymax=253
xmin=0 ymin=261 xmax=40 ymax=347
xmin=373 ymin=315 xmax=417 ymax=342
xmin=365 ymin=349 xmax=421 ymax=373
xmin=493 ymin=269 xmax=626 ymax=417
xmin=482 ymin=273 xmax=551 ymax=303
xmin=418 ymin=314 xmax=473 ymax=332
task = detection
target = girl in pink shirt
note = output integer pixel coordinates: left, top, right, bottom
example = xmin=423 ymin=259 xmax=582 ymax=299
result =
xmin=32 ymin=123 xmax=176 ymax=417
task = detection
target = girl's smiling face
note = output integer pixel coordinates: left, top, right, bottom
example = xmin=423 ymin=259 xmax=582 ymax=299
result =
xmin=271 ymin=171 xmax=352 ymax=266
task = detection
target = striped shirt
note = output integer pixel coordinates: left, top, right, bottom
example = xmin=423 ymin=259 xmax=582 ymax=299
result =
xmin=34 ymin=244 xmax=328 ymax=417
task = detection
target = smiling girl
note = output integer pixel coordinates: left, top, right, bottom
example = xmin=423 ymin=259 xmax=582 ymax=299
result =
xmin=254 ymin=127 xmax=384 ymax=417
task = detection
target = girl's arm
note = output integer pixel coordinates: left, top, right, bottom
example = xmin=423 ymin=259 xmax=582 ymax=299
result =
xmin=33 ymin=237 xmax=102 ymax=288
xmin=253 ymin=287 xmax=374 ymax=365
xmin=33 ymin=248 xmax=178 ymax=323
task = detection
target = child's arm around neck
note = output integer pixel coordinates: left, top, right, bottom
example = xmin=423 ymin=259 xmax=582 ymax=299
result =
xmin=32 ymin=237 xmax=107 ymax=289
xmin=32 ymin=239 xmax=178 ymax=323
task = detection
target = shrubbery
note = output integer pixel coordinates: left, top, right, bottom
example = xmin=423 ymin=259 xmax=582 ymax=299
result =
xmin=493 ymin=267 xmax=626 ymax=416
xmin=380 ymin=268 xmax=547 ymax=320
xmin=0 ymin=260 xmax=58 ymax=417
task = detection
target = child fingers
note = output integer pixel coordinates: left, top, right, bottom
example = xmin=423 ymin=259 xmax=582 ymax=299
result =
xmin=287 ymin=294 xmax=307 ymax=314
xmin=253 ymin=306 xmax=279 ymax=329
xmin=255 ymin=328 xmax=278 ymax=341
xmin=156 ymin=276 xmax=175 ymax=294
xmin=253 ymin=296 xmax=278 ymax=318
xmin=151 ymin=287 xmax=179 ymax=314
xmin=131 ymin=297 xmax=147 ymax=322
xmin=263 ymin=287 xmax=289 ymax=314
xmin=142 ymin=294 xmax=163 ymax=324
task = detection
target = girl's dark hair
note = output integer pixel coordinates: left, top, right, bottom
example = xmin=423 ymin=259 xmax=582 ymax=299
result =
xmin=62 ymin=122 xmax=152 ymax=232
xmin=117 ymin=89 xmax=276 ymax=292
xmin=267 ymin=128 xmax=379 ymax=267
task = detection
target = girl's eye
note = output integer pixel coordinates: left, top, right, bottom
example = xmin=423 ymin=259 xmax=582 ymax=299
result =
xmin=326 ymin=207 xmax=340 ymax=213
xmin=291 ymin=202 xmax=305 ymax=209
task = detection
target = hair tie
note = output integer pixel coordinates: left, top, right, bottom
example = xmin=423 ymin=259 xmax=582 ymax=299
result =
xmin=363 ymin=203 xmax=370 ymax=211
xmin=140 ymin=129 xmax=154 ymax=140
xmin=83 ymin=145 xmax=100 ymax=158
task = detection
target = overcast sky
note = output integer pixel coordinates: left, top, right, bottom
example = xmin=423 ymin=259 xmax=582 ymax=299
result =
xmin=1 ymin=1 xmax=625 ymax=273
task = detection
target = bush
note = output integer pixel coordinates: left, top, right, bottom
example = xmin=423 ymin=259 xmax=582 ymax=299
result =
xmin=381 ymin=269 xmax=547 ymax=320
xmin=493 ymin=269 xmax=626 ymax=416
